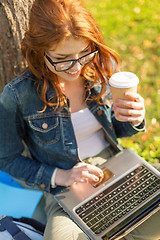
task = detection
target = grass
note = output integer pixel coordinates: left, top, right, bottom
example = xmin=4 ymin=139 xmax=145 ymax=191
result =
xmin=84 ymin=0 xmax=160 ymax=164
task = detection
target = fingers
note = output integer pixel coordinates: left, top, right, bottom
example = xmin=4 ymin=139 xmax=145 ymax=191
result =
xmin=125 ymin=91 xmax=143 ymax=101
xmin=114 ymin=92 xmax=144 ymax=108
xmin=115 ymin=98 xmax=144 ymax=110
xmin=113 ymin=92 xmax=145 ymax=124
xmin=64 ymin=163 xmax=104 ymax=186
xmin=74 ymin=163 xmax=104 ymax=182
xmin=55 ymin=163 xmax=104 ymax=187
xmin=76 ymin=162 xmax=103 ymax=175
xmin=114 ymin=111 xmax=144 ymax=124
xmin=82 ymin=170 xmax=100 ymax=182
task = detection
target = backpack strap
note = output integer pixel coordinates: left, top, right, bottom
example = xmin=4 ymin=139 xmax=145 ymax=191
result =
xmin=13 ymin=216 xmax=45 ymax=233
xmin=0 ymin=216 xmax=31 ymax=240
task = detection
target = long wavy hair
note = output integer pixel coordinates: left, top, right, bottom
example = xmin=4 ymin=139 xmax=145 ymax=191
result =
xmin=21 ymin=0 xmax=120 ymax=110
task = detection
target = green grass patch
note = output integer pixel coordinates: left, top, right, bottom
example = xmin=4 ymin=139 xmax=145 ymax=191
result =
xmin=84 ymin=0 xmax=160 ymax=164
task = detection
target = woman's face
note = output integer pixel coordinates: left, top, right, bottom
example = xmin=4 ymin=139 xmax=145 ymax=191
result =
xmin=44 ymin=37 xmax=90 ymax=82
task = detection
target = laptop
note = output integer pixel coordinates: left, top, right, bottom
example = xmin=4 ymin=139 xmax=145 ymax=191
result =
xmin=55 ymin=148 xmax=160 ymax=240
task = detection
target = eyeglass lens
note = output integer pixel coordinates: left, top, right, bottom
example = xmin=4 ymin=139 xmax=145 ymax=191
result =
xmin=55 ymin=51 xmax=97 ymax=71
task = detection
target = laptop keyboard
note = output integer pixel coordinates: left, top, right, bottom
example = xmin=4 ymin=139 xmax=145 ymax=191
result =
xmin=75 ymin=165 xmax=160 ymax=235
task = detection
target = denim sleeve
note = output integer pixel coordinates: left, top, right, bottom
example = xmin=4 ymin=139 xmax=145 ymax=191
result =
xmin=0 ymin=84 xmax=54 ymax=193
xmin=111 ymin=107 xmax=145 ymax=138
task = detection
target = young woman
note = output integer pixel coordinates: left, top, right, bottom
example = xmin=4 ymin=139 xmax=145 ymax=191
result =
xmin=0 ymin=0 xmax=159 ymax=239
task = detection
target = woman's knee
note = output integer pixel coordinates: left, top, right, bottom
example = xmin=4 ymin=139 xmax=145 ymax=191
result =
xmin=43 ymin=214 xmax=89 ymax=240
xmin=125 ymin=210 xmax=160 ymax=240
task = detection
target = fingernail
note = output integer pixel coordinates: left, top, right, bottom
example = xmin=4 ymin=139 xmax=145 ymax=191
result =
xmin=94 ymin=177 xmax=99 ymax=182
xmin=100 ymin=172 xmax=104 ymax=177
xmin=80 ymin=179 xmax=87 ymax=183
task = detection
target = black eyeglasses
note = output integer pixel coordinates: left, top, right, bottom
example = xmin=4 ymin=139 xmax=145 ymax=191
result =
xmin=44 ymin=48 xmax=98 ymax=72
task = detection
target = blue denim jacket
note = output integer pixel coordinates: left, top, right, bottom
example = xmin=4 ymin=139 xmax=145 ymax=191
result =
xmin=0 ymin=70 xmax=145 ymax=194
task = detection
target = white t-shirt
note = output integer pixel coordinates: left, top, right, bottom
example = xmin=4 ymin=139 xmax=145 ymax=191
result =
xmin=71 ymin=108 xmax=109 ymax=160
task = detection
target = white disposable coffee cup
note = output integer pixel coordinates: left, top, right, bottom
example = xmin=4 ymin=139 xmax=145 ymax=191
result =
xmin=109 ymin=72 xmax=139 ymax=108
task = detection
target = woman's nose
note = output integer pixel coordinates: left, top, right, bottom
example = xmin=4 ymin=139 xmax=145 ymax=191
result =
xmin=69 ymin=54 xmax=81 ymax=71
xmin=69 ymin=55 xmax=81 ymax=70
xmin=71 ymin=61 xmax=81 ymax=71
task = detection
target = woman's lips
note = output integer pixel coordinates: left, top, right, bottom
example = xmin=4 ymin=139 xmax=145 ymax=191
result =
xmin=65 ymin=70 xmax=80 ymax=76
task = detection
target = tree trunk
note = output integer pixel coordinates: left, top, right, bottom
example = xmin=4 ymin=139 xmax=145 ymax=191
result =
xmin=0 ymin=0 xmax=34 ymax=93
xmin=0 ymin=0 xmax=34 ymax=158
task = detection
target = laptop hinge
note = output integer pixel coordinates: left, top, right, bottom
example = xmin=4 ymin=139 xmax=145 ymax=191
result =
xmin=109 ymin=202 xmax=160 ymax=240
xmin=102 ymin=128 xmax=122 ymax=153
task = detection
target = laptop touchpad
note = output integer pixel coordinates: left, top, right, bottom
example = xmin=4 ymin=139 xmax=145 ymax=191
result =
xmin=90 ymin=168 xmax=114 ymax=188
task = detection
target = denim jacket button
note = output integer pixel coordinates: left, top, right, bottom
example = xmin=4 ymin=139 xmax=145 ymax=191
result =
xmin=110 ymin=125 xmax=113 ymax=131
xmin=97 ymin=109 xmax=103 ymax=115
xmin=42 ymin=123 xmax=48 ymax=129
xmin=40 ymin=183 xmax=46 ymax=189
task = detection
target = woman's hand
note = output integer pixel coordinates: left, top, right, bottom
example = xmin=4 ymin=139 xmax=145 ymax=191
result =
xmin=55 ymin=162 xmax=104 ymax=187
xmin=112 ymin=92 xmax=145 ymax=126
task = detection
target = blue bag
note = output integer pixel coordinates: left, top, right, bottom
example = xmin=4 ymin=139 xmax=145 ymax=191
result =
xmin=0 ymin=216 xmax=45 ymax=240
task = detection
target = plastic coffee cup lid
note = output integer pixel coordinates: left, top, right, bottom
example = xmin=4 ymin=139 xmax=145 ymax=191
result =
xmin=109 ymin=72 xmax=139 ymax=88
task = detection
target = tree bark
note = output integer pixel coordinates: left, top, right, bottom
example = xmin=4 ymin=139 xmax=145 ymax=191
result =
xmin=0 ymin=0 xmax=34 ymax=93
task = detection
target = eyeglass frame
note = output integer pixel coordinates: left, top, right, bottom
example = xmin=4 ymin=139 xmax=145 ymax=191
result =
xmin=44 ymin=48 xmax=98 ymax=72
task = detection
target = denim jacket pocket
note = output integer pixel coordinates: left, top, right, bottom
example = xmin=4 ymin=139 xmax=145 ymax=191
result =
xmin=28 ymin=115 xmax=60 ymax=145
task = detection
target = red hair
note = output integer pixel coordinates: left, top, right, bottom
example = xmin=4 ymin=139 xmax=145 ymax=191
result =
xmin=21 ymin=0 xmax=121 ymax=110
